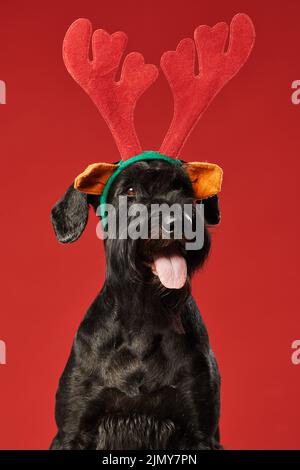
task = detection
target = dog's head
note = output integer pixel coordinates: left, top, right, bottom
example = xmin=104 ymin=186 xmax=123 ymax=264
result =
xmin=51 ymin=155 xmax=221 ymax=294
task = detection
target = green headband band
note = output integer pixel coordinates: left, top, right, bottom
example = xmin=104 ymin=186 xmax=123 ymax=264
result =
xmin=99 ymin=151 xmax=183 ymax=227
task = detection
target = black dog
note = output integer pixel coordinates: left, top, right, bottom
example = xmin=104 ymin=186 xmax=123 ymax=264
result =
xmin=50 ymin=13 xmax=254 ymax=450
xmin=50 ymin=158 xmax=221 ymax=450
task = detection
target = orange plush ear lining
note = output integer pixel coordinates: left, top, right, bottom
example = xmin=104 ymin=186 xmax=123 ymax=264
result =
xmin=183 ymin=162 xmax=223 ymax=199
xmin=74 ymin=162 xmax=118 ymax=195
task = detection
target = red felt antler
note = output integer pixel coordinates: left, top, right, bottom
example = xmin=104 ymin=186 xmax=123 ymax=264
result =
xmin=159 ymin=13 xmax=255 ymax=158
xmin=63 ymin=19 xmax=158 ymax=160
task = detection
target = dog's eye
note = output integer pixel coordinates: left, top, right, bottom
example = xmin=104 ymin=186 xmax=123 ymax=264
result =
xmin=127 ymin=187 xmax=136 ymax=197
xmin=193 ymin=199 xmax=202 ymax=205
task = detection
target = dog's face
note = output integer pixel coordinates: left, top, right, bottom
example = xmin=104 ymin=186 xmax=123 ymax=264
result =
xmin=52 ymin=159 xmax=220 ymax=294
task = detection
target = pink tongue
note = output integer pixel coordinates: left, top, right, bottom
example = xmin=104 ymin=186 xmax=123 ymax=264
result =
xmin=153 ymin=254 xmax=187 ymax=289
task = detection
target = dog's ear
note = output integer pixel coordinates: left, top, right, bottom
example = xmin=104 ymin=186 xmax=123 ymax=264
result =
xmin=51 ymin=184 xmax=90 ymax=243
xmin=183 ymin=162 xmax=222 ymax=225
xmin=202 ymin=195 xmax=221 ymax=225
xmin=51 ymin=163 xmax=117 ymax=243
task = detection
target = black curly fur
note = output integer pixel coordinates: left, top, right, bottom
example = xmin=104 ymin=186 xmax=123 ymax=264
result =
xmin=50 ymin=159 xmax=222 ymax=450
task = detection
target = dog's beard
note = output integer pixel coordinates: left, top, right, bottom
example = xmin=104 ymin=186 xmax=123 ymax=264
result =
xmin=105 ymin=228 xmax=210 ymax=296
xmin=104 ymin=201 xmax=210 ymax=296
xmin=105 ymin=237 xmax=188 ymax=293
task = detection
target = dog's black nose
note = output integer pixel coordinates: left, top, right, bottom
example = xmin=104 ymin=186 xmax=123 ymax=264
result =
xmin=162 ymin=214 xmax=178 ymax=234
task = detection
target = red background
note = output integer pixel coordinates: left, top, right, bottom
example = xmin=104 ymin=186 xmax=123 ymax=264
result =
xmin=0 ymin=0 xmax=299 ymax=450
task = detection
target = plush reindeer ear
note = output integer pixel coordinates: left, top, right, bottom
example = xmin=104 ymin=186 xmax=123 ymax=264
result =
xmin=51 ymin=184 xmax=89 ymax=243
xmin=74 ymin=162 xmax=117 ymax=195
xmin=183 ymin=162 xmax=223 ymax=199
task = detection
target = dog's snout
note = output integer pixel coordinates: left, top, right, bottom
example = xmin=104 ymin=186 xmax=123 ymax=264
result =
xmin=183 ymin=210 xmax=193 ymax=226
xmin=162 ymin=214 xmax=178 ymax=234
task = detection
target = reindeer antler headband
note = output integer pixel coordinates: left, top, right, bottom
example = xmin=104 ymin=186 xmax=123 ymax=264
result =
xmin=64 ymin=14 xmax=255 ymax=205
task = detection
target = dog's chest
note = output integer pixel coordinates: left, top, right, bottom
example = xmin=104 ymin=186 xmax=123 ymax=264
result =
xmin=75 ymin=311 xmax=220 ymax=433
xmin=98 ymin=327 xmax=194 ymax=396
